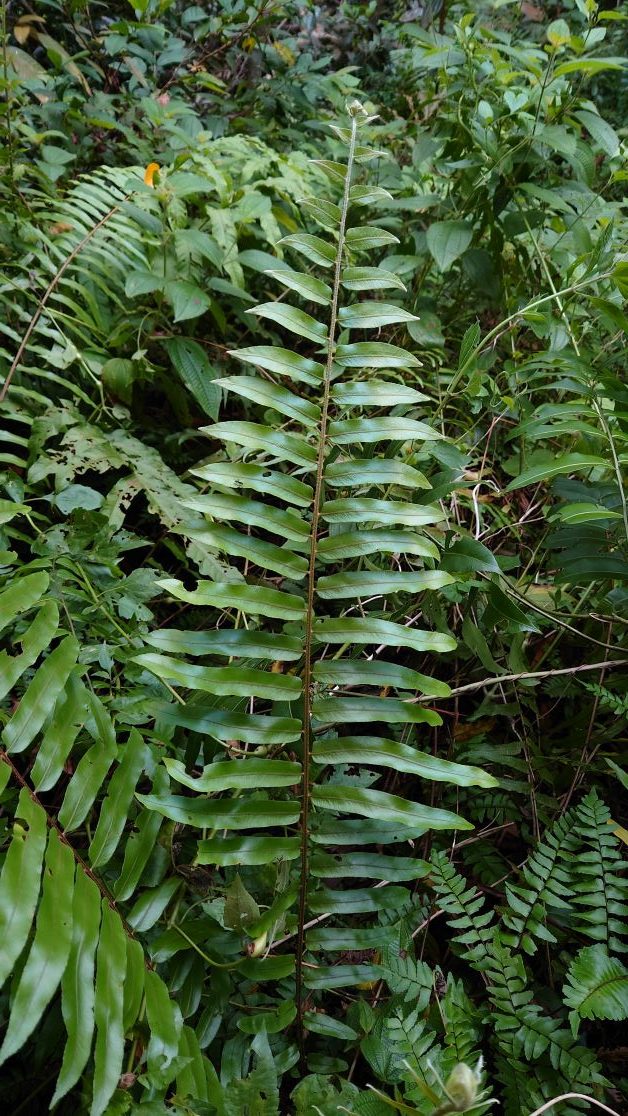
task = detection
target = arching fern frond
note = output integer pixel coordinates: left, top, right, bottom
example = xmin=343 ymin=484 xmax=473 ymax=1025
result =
xmin=568 ymin=789 xmax=628 ymax=954
xmin=500 ymin=806 xmax=576 ymax=956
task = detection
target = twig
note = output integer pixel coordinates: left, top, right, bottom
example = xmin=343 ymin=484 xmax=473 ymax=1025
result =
xmin=415 ymin=658 xmax=628 ymax=700
xmin=526 ymin=1094 xmax=620 ymax=1116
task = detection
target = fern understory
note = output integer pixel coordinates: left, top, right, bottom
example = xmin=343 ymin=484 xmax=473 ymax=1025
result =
xmin=1 ymin=2 xmax=628 ymax=1114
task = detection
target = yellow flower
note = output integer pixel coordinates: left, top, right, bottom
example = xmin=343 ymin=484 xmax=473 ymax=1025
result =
xmin=144 ymin=162 xmax=160 ymax=187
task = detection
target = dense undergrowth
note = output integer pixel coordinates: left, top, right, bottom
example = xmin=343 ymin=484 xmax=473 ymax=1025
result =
xmin=1 ymin=1 xmax=628 ymax=1114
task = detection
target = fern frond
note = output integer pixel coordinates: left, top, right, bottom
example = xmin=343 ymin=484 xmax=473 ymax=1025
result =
xmin=563 ymin=943 xmax=628 ymax=1036
xmin=429 ymin=850 xmax=496 ymax=965
xmin=568 ymin=790 xmax=628 ymax=953
xmin=501 ymin=807 xmax=577 ymax=955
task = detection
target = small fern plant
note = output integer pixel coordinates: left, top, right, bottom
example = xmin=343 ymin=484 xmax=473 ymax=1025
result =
xmin=134 ymin=100 xmax=496 ymax=1053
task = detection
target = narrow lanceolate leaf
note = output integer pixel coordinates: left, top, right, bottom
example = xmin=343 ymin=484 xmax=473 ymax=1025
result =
xmin=328 ymin=417 xmax=442 ymax=444
xmin=313 ymin=696 xmax=440 ymax=726
xmin=341 ymin=266 xmax=406 ymax=291
xmin=349 ymin=184 xmax=394 ymax=205
xmin=506 ymin=454 xmax=608 ymax=490
xmin=31 ymin=673 xmax=88 ymax=793
xmin=316 ymin=569 xmax=454 ymax=598
xmin=214 ymin=375 xmax=321 ymax=426
xmin=58 ymin=693 xmax=118 ymax=832
xmin=345 ymin=225 xmax=400 ymax=250
xmin=91 ymin=902 xmax=127 ymax=1116
xmin=312 ymin=785 xmax=472 ymax=830
xmin=0 ymin=600 xmax=59 ymax=702
xmin=313 ymin=737 xmax=499 ymax=788
xmin=337 ymin=302 xmax=419 ymax=329
xmin=265 ymin=268 xmax=332 ymax=304
xmin=191 ymin=461 xmax=312 ymax=506
xmin=0 ymin=791 xmax=47 ymax=990
xmin=314 ymin=617 xmax=456 ymax=653
xmin=145 ymin=969 xmax=183 ymax=1089
xmin=321 ymin=497 xmax=444 ymax=526
xmin=330 ymin=380 xmax=428 ymax=407
xmin=200 ymin=422 xmax=317 ymax=468
xmin=335 ymin=341 xmax=421 ymax=368
xmin=3 ymin=635 xmax=79 ymax=753
xmin=195 ymin=836 xmax=301 ymax=866
xmin=300 ymin=197 xmax=342 ymax=229
xmin=227 ymin=345 xmax=324 ymax=386
xmin=184 ymin=491 xmax=309 ymax=540
xmin=134 ymin=654 xmax=302 ymax=700
xmin=137 ymin=794 xmax=301 ymax=829
xmin=312 ymin=658 xmax=451 ymax=696
xmin=113 ymin=766 xmax=169 ymax=902
xmin=0 ymin=829 xmax=75 ymax=1066
xmin=89 ymin=730 xmax=149 ymax=869
xmin=145 ymin=626 xmax=302 ymax=660
xmin=246 ymin=301 xmax=328 ymax=343
xmin=318 ymin=529 xmax=439 ymax=562
xmin=186 ymin=525 xmax=308 ymax=579
xmin=157 ymin=579 xmax=307 ymax=620
xmin=0 ymin=570 xmax=48 ymax=636
xmin=122 ymin=938 xmax=145 ymax=1032
xmin=52 ymin=871 xmax=102 ymax=1106
xmin=164 ymin=757 xmax=302 ymax=792
xmin=279 ymin=232 xmax=337 ymax=266
xmin=324 ymin=457 xmax=430 ymax=489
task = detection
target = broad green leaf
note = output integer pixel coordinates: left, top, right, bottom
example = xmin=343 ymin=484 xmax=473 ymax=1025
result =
xmin=52 ymin=871 xmax=102 ymax=1105
xmin=506 ymin=454 xmax=608 ymax=490
xmin=164 ymin=337 xmax=221 ymax=420
xmin=145 ymin=626 xmax=302 ymax=659
xmin=89 ymin=730 xmax=148 ymax=869
xmin=341 ymin=266 xmax=406 ymax=291
xmin=200 ymin=421 xmax=317 ymax=467
xmin=185 ymin=491 xmax=310 ymax=537
xmin=0 ymin=829 xmax=75 ymax=1066
xmin=191 ymin=460 xmax=312 ymax=506
xmin=224 ymin=874 xmax=260 ymax=932
xmin=186 ymin=525 xmax=308 ymax=579
xmin=157 ymin=578 xmax=306 ymax=619
xmin=227 ymin=345 xmax=324 ymax=386
xmin=573 ymin=110 xmax=620 ymax=157
xmin=303 ymin=964 xmax=384 ymax=990
xmin=309 ymin=886 xmax=411 ymax=914
xmin=247 ymin=301 xmax=327 ymax=343
xmin=335 ymin=341 xmax=421 ymax=368
xmin=563 ymin=945 xmax=628 ymax=1036
xmin=91 ymin=902 xmax=127 ymax=1116
xmin=337 ymin=302 xmax=418 ymax=329
xmin=3 ymin=635 xmax=79 ymax=753
xmin=0 ymin=571 xmax=48 ymax=636
xmin=134 ymin=653 xmax=302 ymax=700
xmin=311 ymin=159 xmax=347 ymax=183
xmin=0 ymin=791 xmax=47 ymax=990
xmin=328 ymin=418 xmax=441 ymax=444
xmin=426 ymin=220 xmax=473 ymax=272
xmin=279 ymin=233 xmax=336 ymax=267
xmin=214 ymin=375 xmax=320 ymax=426
xmin=265 ymin=268 xmax=331 ymax=305
xmin=321 ymin=497 xmax=444 ymax=526
xmin=177 ymin=1026 xmax=210 ymax=1103
xmin=316 ymin=569 xmax=454 ymax=598
xmin=330 ymin=380 xmax=428 ymax=407
xmin=137 ymin=794 xmax=301 ymax=828
xmin=345 ymin=226 xmax=399 ymax=250
xmin=554 ymin=57 xmax=625 ymax=77
xmin=318 ymin=529 xmax=439 ymax=562
xmin=440 ymin=536 xmax=501 ymax=574
xmin=308 ymin=927 xmax=392 ymax=951
xmin=312 ymin=785 xmax=472 ymax=830
xmin=164 ymin=757 xmax=301 ymax=792
xmin=325 ymin=457 xmax=430 ymax=489
xmin=145 ymin=969 xmax=183 ymax=1089
xmin=164 ymin=280 xmax=211 ymax=322
xmin=313 ymin=737 xmax=498 ymax=788
xmin=314 ymin=616 xmax=456 ymax=653
xmin=195 ymin=836 xmax=301 ymax=866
